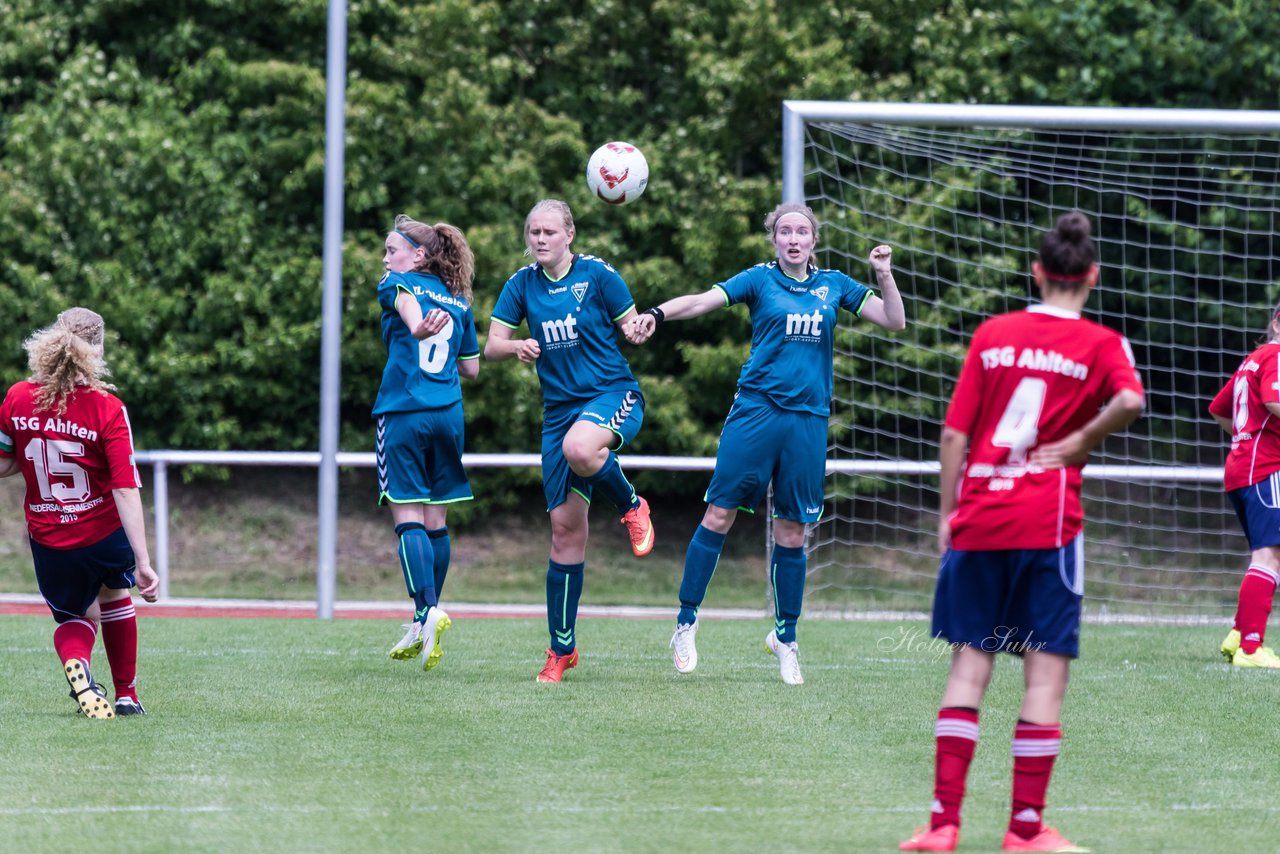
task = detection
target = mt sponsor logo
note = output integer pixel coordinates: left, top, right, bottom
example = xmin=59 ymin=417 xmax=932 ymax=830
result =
xmin=785 ymin=310 xmax=823 ymax=338
xmin=541 ymin=313 xmax=579 ymax=346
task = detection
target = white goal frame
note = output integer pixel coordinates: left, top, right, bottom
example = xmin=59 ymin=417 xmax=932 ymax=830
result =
xmin=782 ymin=99 xmax=1280 ymax=486
xmin=778 ymin=100 xmax=1280 ymax=615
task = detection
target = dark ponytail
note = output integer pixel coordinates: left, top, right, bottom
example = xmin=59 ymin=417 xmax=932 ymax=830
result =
xmin=1038 ymin=211 xmax=1096 ymax=286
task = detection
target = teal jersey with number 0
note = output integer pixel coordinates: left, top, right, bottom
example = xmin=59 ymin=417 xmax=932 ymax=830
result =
xmin=373 ymin=270 xmax=479 ymax=415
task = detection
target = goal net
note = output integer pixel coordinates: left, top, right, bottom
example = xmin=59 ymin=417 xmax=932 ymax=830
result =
xmin=782 ymin=102 xmax=1280 ymax=619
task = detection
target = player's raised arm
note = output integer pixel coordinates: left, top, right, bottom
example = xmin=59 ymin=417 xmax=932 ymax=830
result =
xmin=626 ymin=289 xmax=726 ymax=344
xmin=857 ymin=244 xmax=906 ymax=331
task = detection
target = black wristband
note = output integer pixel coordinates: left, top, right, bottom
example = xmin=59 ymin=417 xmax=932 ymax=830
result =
xmin=644 ymin=306 xmax=665 ymax=324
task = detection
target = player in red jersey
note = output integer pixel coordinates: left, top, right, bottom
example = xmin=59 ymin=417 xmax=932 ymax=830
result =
xmin=1208 ymin=303 xmax=1280 ymax=668
xmin=901 ymin=213 xmax=1144 ymax=853
xmin=0 ymin=308 xmax=159 ymax=719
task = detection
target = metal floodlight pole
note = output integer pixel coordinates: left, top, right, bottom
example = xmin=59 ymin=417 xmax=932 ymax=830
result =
xmin=316 ymin=0 xmax=348 ymax=619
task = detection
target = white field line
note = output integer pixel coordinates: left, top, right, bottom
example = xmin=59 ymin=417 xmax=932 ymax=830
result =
xmin=1 ymin=801 xmax=1273 ymax=817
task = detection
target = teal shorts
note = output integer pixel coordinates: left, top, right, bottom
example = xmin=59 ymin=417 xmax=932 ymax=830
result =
xmin=376 ymin=403 xmax=472 ymax=506
xmin=541 ymin=388 xmax=644 ymax=511
xmin=704 ymin=392 xmax=826 ymax=523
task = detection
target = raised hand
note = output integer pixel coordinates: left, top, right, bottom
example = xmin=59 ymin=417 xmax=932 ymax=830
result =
xmin=869 ymin=244 xmax=893 ymax=275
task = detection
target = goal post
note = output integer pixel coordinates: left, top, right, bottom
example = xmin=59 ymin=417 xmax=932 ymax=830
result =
xmin=780 ymin=101 xmax=1280 ymax=617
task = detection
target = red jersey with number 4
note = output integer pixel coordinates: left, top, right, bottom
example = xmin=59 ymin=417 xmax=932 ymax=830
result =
xmin=0 ymin=380 xmax=141 ymax=548
xmin=944 ymin=306 xmax=1144 ymax=550
xmin=1208 ymin=343 xmax=1280 ymax=491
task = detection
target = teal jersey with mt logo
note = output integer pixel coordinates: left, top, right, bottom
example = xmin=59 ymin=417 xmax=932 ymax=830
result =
xmin=491 ymin=254 xmax=639 ymax=405
xmin=716 ymin=261 xmax=872 ymax=416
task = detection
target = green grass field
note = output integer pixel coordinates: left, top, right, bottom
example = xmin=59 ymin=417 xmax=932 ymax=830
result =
xmin=1 ymin=614 xmax=1274 ymax=852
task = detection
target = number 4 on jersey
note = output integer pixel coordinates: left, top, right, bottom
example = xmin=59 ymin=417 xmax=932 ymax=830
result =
xmin=990 ymin=377 xmax=1047 ymax=464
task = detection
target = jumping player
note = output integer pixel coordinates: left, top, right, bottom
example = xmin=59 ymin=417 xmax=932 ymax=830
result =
xmin=1209 ymin=301 xmax=1280 ymax=668
xmin=0 ymin=307 xmax=159 ymax=719
xmin=485 ymin=199 xmax=654 ymax=683
xmin=376 ymin=214 xmax=480 ymax=673
xmin=899 ymin=212 xmax=1144 ymax=852
xmin=627 ymin=202 xmax=905 ymax=684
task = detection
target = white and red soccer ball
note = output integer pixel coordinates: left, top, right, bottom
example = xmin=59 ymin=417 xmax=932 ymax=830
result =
xmin=586 ymin=142 xmax=648 ymax=205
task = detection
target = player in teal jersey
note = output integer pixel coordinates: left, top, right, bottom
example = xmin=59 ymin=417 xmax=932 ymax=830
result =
xmin=374 ymin=214 xmax=479 ymax=672
xmin=486 ymin=199 xmax=655 ymax=683
xmin=628 ymin=202 xmax=905 ymax=684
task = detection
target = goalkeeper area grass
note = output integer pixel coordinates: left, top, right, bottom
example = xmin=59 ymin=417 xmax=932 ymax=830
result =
xmin=0 ymin=614 xmax=1272 ymax=852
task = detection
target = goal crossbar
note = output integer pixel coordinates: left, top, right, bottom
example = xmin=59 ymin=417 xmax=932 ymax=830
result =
xmin=782 ymin=100 xmax=1280 ymax=615
xmin=783 ymin=101 xmax=1280 ymax=202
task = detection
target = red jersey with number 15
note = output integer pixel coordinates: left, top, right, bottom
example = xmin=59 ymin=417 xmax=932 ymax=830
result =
xmin=944 ymin=305 xmax=1144 ymax=551
xmin=1208 ymin=342 xmax=1280 ymax=491
xmin=0 ymin=380 xmax=142 ymax=548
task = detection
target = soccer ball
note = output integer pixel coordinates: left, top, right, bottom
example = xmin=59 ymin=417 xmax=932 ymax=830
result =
xmin=586 ymin=142 xmax=648 ymax=205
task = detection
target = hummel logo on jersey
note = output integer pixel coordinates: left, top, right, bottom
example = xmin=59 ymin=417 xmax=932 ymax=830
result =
xmin=376 ymin=417 xmax=389 ymax=491
xmin=541 ymin=313 xmax=579 ymax=343
xmin=571 ymin=282 xmax=588 ymax=302
xmin=607 ymin=391 xmax=637 ymax=431
xmin=811 ymin=286 xmax=829 ymax=301
xmin=785 ymin=311 xmax=823 ymax=338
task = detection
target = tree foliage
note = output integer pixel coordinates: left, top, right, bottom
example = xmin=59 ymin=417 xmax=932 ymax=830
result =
xmin=2 ymin=0 xmax=1279 ymax=495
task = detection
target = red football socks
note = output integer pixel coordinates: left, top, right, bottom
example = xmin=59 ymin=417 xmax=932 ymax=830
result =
xmin=99 ymin=596 xmax=140 ymax=700
xmin=1236 ymin=564 xmax=1278 ymax=654
xmin=53 ymin=619 xmax=97 ymax=667
xmin=1009 ymin=721 xmax=1062 ymax=840
xmin=931 ymin=707 xmax=979 ymax=829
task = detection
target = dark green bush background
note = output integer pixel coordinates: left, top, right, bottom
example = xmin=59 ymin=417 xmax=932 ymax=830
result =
xmin=2 ymin=1 xmax=1278 ymax=510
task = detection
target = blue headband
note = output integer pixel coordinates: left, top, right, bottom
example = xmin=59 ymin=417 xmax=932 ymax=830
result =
xmin=394 ymin=229 xmax=420 ymax=249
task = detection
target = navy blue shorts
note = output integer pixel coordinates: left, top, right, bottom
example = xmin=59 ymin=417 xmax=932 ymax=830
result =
xmin=931 ymin=536 xmax=1084 ymax=658
xmin=705 ymin=392 xmax=826 ymax=522
xmin=1228 ymin=477 xmax=1280 ymax=550
xmin=30 ymin=528 xmax=137 ymax=623
xmin=541 ymin=389 xmax=644 ymax=511
xmin=376 ymin=403 xmax=473 ymax=506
